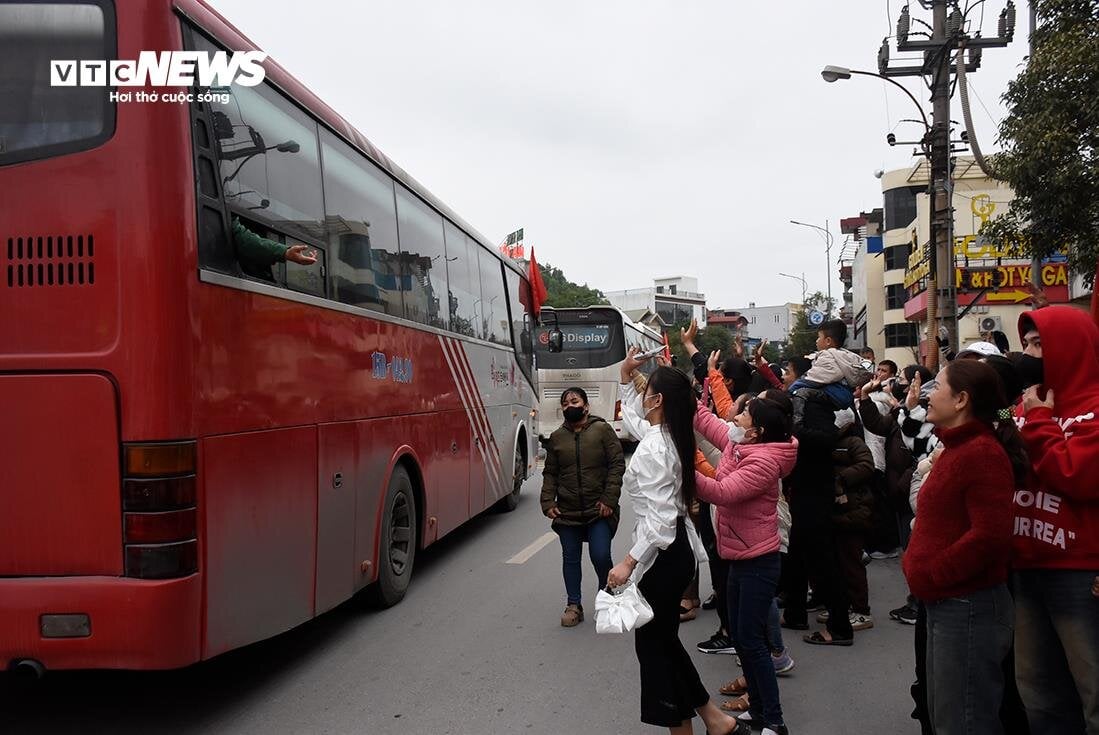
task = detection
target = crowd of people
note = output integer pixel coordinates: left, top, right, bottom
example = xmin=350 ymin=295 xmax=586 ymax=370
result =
xmin=538 ymin=305 xmax=1099 ymax=735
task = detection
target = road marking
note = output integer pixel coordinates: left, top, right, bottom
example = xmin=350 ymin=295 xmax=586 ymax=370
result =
xmin=505 ymin=531 xmax=557 ymax=565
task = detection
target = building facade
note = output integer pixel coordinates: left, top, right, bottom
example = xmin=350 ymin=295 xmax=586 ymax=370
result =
xmin=605 ymin=276 xmax=707 ymax=330
xmin=708 ymin=303 xmax=801 ymax=344
xmin=889 ymin=157 xmax=1089 ymax=359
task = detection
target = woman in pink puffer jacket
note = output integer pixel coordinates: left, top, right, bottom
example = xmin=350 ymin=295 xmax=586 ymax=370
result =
xmin=694 ymin=395 xmax=799 ymax=735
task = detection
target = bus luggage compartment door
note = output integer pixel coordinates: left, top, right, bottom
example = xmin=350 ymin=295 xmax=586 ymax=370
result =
xmin=0 ymin=374 xmax=122 ymax=575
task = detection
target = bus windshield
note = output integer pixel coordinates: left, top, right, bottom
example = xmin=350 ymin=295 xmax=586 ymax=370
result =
xmin=535 ymin=308 xmax=625 ymax=370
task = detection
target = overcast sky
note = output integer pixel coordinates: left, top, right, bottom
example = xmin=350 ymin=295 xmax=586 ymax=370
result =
xmin=210 ymin=0 xmax=1031 ymax=310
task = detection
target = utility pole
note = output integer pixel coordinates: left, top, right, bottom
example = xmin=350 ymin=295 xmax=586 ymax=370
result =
xmin=878 ymin=0 xmax=1016 ymax=368
xmin=930 ymin=0 xmax=955 ymax=370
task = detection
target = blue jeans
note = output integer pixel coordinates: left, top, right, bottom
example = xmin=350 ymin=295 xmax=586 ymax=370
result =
xmin=1013 ymin=569 xmax=1099 ymax=735
xmin=554 ymin=520 xmax=613 ymax=605
xmin=925 ymin=584 xmax=1014 ymax=735
xmin=728 ymin=552 xmax=784 ymax=728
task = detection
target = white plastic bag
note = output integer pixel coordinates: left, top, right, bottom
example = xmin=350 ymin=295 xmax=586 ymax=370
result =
xmin=594 ymin=581 xmax=654 ymax=634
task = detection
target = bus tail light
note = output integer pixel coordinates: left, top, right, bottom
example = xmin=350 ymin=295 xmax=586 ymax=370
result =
xmin=122 ymin=441 xmax=198 ymax=579
xmin=614 ymin=400 xmax=622 ymax=421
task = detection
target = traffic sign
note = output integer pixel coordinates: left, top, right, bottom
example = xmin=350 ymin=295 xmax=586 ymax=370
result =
xmin=808 ymin=310 xmax=825 ymax=326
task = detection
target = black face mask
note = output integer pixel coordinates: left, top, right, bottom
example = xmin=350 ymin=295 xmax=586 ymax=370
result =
xmin=563 ymin=406 xmax=586 ymax=424
xmin=1015 ymin=354 xmax=1045 ymax=388
xmin=891 ymin=381 xmax=909 ymax=400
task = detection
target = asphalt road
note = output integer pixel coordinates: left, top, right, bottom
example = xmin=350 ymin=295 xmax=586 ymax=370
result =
xmin=1 ymin=462 xmax=919 ymax=734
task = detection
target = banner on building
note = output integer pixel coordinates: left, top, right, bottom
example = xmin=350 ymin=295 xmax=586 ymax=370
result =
xmin=499 ymin=228 xmax=525 ymax=259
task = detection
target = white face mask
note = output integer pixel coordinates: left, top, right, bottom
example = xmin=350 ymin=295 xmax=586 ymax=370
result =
xmin=727 ymin=423 xmax=747 ymax=444
xmin=643 ymin=394 xmax=661 ymax=419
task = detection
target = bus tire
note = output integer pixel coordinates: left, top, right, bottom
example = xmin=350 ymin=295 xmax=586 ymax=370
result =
xmin=367 ymin=466 xmax=417 ymax=608
xmin=496 ymin=444 xmax=525 ymax=513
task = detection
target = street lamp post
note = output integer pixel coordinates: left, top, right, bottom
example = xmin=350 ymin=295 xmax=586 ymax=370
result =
xmin=789 ymin=220 xmax=834 ymax=317
xmin=778 ymin=272 xmax=808 ymax=304
xmin=820 ymin=64 xmax=955 ymax=368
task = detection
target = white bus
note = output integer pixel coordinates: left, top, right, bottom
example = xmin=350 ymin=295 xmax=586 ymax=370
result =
xmin=535 ymin=307 xmax=664 ymax=444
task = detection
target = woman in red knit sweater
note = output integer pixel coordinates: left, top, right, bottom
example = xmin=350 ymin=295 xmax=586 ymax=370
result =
xmin=903 ymin=359 xmax=1028 ymax=735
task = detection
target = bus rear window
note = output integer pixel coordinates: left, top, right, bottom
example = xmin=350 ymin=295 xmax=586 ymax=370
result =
xmin=0 ymin=1 xmax=116 ymax=166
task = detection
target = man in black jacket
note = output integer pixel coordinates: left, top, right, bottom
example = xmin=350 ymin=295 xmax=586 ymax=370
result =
xmin=781 ymin=387 xmax=855 ymax=645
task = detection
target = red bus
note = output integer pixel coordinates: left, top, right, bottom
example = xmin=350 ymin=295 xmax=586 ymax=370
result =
xmin=0 ymin=0 xmax=539 ymax=672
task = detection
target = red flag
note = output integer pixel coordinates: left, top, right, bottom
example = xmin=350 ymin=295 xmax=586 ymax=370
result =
xmin=527 ymin=248 xmax=548 ymax=318
xmin=662 ymin=331 xmax=671 ymax=362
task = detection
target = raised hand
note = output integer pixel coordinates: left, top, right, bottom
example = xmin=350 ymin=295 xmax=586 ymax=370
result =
xmin=906 ymin=371 xmax=922 ymax=410
xmin=707 ymin=349 xmax=722 ymax=373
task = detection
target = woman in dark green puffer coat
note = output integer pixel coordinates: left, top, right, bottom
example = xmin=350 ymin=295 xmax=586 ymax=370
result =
xmin=540 ymin=387 xmax=625 ymax=627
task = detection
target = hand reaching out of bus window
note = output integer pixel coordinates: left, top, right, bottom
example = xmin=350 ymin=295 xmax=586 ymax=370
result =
xmin=285 ymin=244 xmax=318 ymax=265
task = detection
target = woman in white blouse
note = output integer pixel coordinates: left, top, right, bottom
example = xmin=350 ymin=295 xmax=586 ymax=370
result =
xmin=607 ymin=348 xmax=741 ymax=735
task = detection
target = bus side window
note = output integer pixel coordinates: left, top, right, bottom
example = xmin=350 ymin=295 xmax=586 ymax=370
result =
xmin=319 ymin=128 xmax=404 ymax=318
xmin=187 ymin=27 xmax=326 ymax=288
xmin=395 ymin=186 xmax=449 ymax=330
xmin=443 ymin=223 xmax=480 ymax=338
xmin=477 ymin=250 xmax=509 ymax=346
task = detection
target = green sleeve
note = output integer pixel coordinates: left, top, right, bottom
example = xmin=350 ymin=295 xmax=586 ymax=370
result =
xmin=232 ymin=217 xmax=287 ymax=266
xmin=600 ymin=424 xmax=624 ymax=508
xmin=540 ymin=436 xmax=559 ymax=513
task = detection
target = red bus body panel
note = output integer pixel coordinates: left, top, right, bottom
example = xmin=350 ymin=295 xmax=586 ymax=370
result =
xmin=0 ymin=374 xmax=122 ymax=576
xmin=0 ymin=0 xmax=535 ymax=670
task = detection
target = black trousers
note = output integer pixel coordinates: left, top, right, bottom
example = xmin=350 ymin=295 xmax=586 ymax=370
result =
xmin=782 ymin=515 xmax=854 ymax=639
xmin=694 ymin=502 xmax=730 ymax=632
xmin=635 ymin=520 xmax=710 ymax=727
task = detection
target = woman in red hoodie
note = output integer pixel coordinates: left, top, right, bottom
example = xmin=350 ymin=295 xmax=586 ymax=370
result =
xmin=694 ymin=395 xmax=799 ymax=735
xmin=904 ymin=359 xmax=1028 ymax=735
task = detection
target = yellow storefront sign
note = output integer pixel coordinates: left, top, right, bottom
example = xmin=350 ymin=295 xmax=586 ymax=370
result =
xmin=957 ymin=263 xmax=1069 ymax=290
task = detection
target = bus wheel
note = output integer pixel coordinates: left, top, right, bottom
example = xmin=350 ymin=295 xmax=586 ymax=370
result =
xmin=496 ymin=445 xmax=525 ymax=513
xmin=368 ymin=466 xmax=417 ymax=607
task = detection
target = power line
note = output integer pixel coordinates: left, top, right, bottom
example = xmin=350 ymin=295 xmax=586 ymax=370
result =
xmin=966 ymin=76 xmax=1000 ymax=130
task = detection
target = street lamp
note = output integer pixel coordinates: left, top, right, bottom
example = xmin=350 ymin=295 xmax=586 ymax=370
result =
xmin=820 ymin=66 xmax=930 ymax=131
xmin=778 ymin=272 xmax=808 ymax=304
xmin=789 ymin=220 xmax=834 ymax=317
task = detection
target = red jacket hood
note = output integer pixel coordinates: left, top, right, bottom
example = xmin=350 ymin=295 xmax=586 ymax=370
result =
xmin=1019 ymin=306 xmax=1099 ymax=414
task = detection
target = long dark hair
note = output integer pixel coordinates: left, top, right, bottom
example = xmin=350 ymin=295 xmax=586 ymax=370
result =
xmin=647 ymin=366 xmax=698 ymax=506
xmin=943 ymin=360 xmax=1029 ymax=485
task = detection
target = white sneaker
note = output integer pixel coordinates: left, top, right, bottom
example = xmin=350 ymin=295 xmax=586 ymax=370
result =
xmin=850 ymin=612 xmax=874 ymax=631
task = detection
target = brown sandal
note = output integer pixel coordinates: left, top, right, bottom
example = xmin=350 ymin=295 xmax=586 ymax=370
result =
xmin=719 ymin=694 xmax=750 ymax=712
xmin=719 ymin=676 xmax=748 ymax=696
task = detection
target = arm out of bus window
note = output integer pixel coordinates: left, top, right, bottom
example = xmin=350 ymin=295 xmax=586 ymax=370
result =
xmin=540 ymin=439 xmax=559 ymax=516
xmin=600 ymin=423 xmax=625 ymax=509
xmin=232 ymin=217 xmax=288 ymax=266
xmin=618 ymin=380 xmax=650 ymax=441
